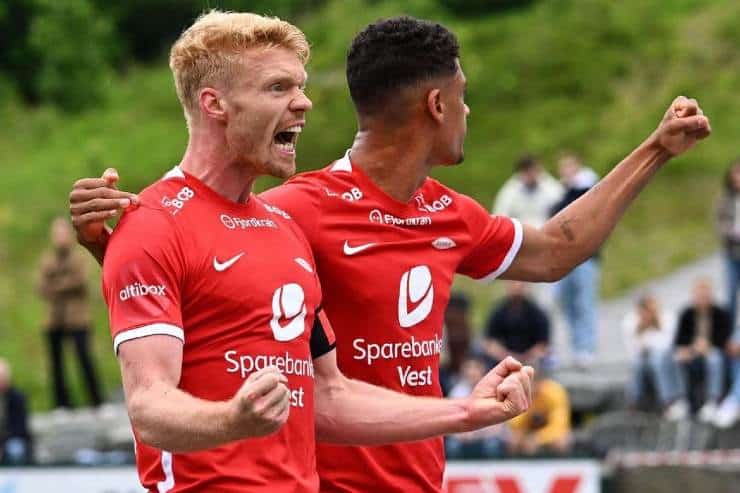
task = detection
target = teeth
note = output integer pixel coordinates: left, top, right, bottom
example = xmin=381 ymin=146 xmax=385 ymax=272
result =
xmin=275 ymin=141 xmax=295 ymax=152
xmin=282 ymin=125 xmax=302 ymax=133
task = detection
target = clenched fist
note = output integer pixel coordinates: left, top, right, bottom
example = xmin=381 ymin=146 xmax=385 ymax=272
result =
xmin=461 ymin=356 xmax=534 ymax=431
xmin=652 ymin=96 xmax=711 ymax=157
xmin=227 ymin=366 xmax=292 ymax=438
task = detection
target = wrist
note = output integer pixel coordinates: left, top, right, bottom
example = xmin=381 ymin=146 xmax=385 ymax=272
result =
xmin=644 ymin=132 xmax=676 ymax=162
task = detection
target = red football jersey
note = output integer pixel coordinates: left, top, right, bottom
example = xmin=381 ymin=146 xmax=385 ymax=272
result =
xmin=260 ymin=152 xmax=522 ymax=493
xmin=103 ymin=168 xmax=334 ymax=493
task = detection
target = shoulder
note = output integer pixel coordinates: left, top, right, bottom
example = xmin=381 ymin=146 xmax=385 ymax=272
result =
xmin=108 ymin=178 xmax=185 ymax=251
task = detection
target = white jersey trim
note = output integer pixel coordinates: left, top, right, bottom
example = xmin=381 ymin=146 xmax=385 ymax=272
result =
xmin=330 ymin=150 xmax=352 ymax=172
xmin=162 ymin=166 xmax=185 ymax=179
xmin=478 ymin=217 xmax=524 ymax=283
xmin=113 ymin=323 xmax=184 ymax=354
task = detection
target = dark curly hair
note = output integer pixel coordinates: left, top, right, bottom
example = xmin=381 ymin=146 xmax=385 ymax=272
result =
xmin=347 ymin=16 xmax=460 ymax=116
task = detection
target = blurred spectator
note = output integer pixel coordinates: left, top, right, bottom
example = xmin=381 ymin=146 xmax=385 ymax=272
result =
xmin=492 ymin=154 xmax=564 ymax=228
xmin=483 ymin=281 xmax=550 ymax=366
xmin=444 ymin=357 xmax=509 ymax=459
xmin=622 ymin=294 xmax=687 ymax=420
xmin=440 ymin=292 xmax=478 ymax=395
xmin=508 ymin=367 xmax=571 ymax=456
xmin=493 ymin=154 xmax=564 ymax=309
xmin=0 ymin=358 xmax=31 ymax=465
xmin=714 ymin=328 xmax=740 ymax=428
xmin=36 ymin=218 xmax=103 ymax=409
xmin=716 ymin=158 xmax=740 ymax=327
xmin=551 ymin=152 xmax=600 ymax=367
xmin=674 ymin=279 xmax=731 ymax=422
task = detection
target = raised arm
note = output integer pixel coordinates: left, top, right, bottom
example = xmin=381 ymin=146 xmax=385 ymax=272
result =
xmin=502 ymin=96 xmax=711 ymax=282
xmin=313 ymin=350 xmax=533 ymax=445
xmin=118 ymin=336 xmax=290 ymax=452
xmin=69 ymin=168 xmax=138 ymax=265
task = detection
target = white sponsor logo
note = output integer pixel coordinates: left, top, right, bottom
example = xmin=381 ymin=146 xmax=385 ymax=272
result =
xmin=414 ymin=193 xmax=453 ymax=213
xmin=368 ymin=209 xmax=432 ymax=227
xmin=213 ymin=252 xmax=245 ymax=272
xmin=294 ymin=257 xmax=313 ymax=273
xmin=161 ymin=186 xmax=195 ymax=216
xmin=398 ymin=365 xmax=433 ymax=387
xmin=352 ymin=335 xmax=444 ymax=366
xmin=270 ymin=283 xmax=307 ymax=341
xmin=225 ymin=350 xmax=314 ymax=378
xmin=398 ymin=265 xmax=434 ymax=328
xmin=432 ymin=237 xmax=456 ymax=250
xmin=119 ymin=282 xmax=166 ymax=301
xmin=343 ymin=240 xmax=377 ymax=256
xmin=342 ymin=187 xmax=364 ymax=202
xmin=225 ymin=350 xmax=313 ymax=408
xmin=220 ymin=214 xmax=276 ymax=230
xmin=263 ymin=203 xmax=291 ymax=219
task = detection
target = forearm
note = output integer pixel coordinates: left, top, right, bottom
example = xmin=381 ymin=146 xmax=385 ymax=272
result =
xmin=78 ymin=225 xmax=111 ymax=266
xmin=126 ymin=380 xmax=239 ymax=453
xmin=542 ymin=137 xmax=671 ymax=278
xmin=315 ymin=377 xmax=476 ymax=445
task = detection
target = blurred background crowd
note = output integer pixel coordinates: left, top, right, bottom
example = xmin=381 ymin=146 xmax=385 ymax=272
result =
xmin=2 ymin=0 xmax=740 ymax=478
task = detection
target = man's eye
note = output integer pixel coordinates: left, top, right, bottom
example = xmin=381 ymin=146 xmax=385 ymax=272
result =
xmin=271 ymin=83 xmax=285 ymax=92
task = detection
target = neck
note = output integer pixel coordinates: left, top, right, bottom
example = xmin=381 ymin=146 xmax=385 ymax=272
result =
xmin=179 ymin=126 xmax=257 ymax=203
xmin=349 ymin=123 xmax=434 ymax=203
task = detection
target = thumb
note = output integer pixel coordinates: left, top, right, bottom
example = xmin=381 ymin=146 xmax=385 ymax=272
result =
xmin=664 ymin=115 xmax=710 ymax=136
xmin=102 ymin=168 xmax=119 ymax=187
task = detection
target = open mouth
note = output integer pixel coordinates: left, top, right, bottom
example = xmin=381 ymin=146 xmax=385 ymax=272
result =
xmin=273 ymin=125 xmax=302 ymax=154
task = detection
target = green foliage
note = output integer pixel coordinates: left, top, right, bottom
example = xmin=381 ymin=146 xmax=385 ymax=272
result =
xmin=2 ymin=0 xmax=739 ymax=409
xmin=29 ymin=0 xmax=116 ymax=111
xmin=438 ymin=0 xmax=535 ymax=17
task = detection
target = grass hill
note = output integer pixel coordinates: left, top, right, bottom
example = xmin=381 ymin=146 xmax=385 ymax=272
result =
xmin=2 ymin=0 xmax=739 ymax=409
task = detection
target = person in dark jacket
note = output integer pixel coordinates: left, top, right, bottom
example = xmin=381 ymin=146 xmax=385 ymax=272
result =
xmin=0 ymin=358 xmax=31 ymax=465
xmin=36 ymin=218 xmax=103 ymax=408
xmin=483 ymin=282 xmax=550 ymax=367
xmin=674 ymin=278 xmax=731 ymax=422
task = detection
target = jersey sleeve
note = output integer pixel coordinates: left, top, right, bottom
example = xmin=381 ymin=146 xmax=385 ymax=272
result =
xmin=457 ymin=195 xmax=523 ymax=281
xmin=259 ymin=177 xmax=322 ymax=246
xmin=310 ymin=308 xmax=336 ymax=359
xmin=102 ymin=206 xmax=185 ymax=354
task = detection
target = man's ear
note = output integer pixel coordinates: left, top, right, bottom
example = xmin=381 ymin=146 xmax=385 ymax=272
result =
xmin=199 ymin=87 xmax=227 ymax=122
xmin=426 ymin=88 xmax=444 ymax=124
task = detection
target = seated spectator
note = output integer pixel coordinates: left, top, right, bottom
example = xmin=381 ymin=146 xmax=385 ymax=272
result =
xmin=0 ymin=358 xmax=31 ymax=465
xmin=622 ymin=294 xmax=687 ymax=420
xmin=508 ymin=367 xmax=571 ymax=456
xmin=714 ymin=329 xmax=740 ymax=428
xmin=674 ymin=279 xmax=732 ymax=422
xmin=483 ymin=282 xmax=550 ymax=366
xmin=440 ymin=292 xmax=485 ymax=395
xmin=444 ymin=357 xmax=509 ymax=459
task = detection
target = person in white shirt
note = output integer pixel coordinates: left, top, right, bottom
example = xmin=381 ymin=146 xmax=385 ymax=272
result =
xmin=493 ymin=154 xmax=564 ymax=228
xmin=622 ymin=294 xmax=688 ymax=420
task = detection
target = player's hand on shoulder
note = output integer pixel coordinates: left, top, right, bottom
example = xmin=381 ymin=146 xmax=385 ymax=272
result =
xmin=462 ymin=356 xmax=534 ymax=430
xmin=652 ymin=96 xmax=711 ymax=157
xmin=69 ymin=167 xmax=139 ymax=245
xmin=229 ymin=366 xmax=291 ymax=438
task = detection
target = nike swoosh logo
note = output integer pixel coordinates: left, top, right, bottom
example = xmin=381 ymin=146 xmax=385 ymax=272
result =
xmin=213 ymin=252 xmax=245 ymax=272
xmin=343 ymin=241 xmax=377 ymax=256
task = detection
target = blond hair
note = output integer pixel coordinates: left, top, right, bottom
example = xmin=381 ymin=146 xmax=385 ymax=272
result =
xmin=170 ymin=10 xmax=310 ymax=124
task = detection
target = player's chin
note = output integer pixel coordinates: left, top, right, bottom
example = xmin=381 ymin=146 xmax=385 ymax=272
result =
xmin=267 ymin=153 xmax=297 ymax=179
